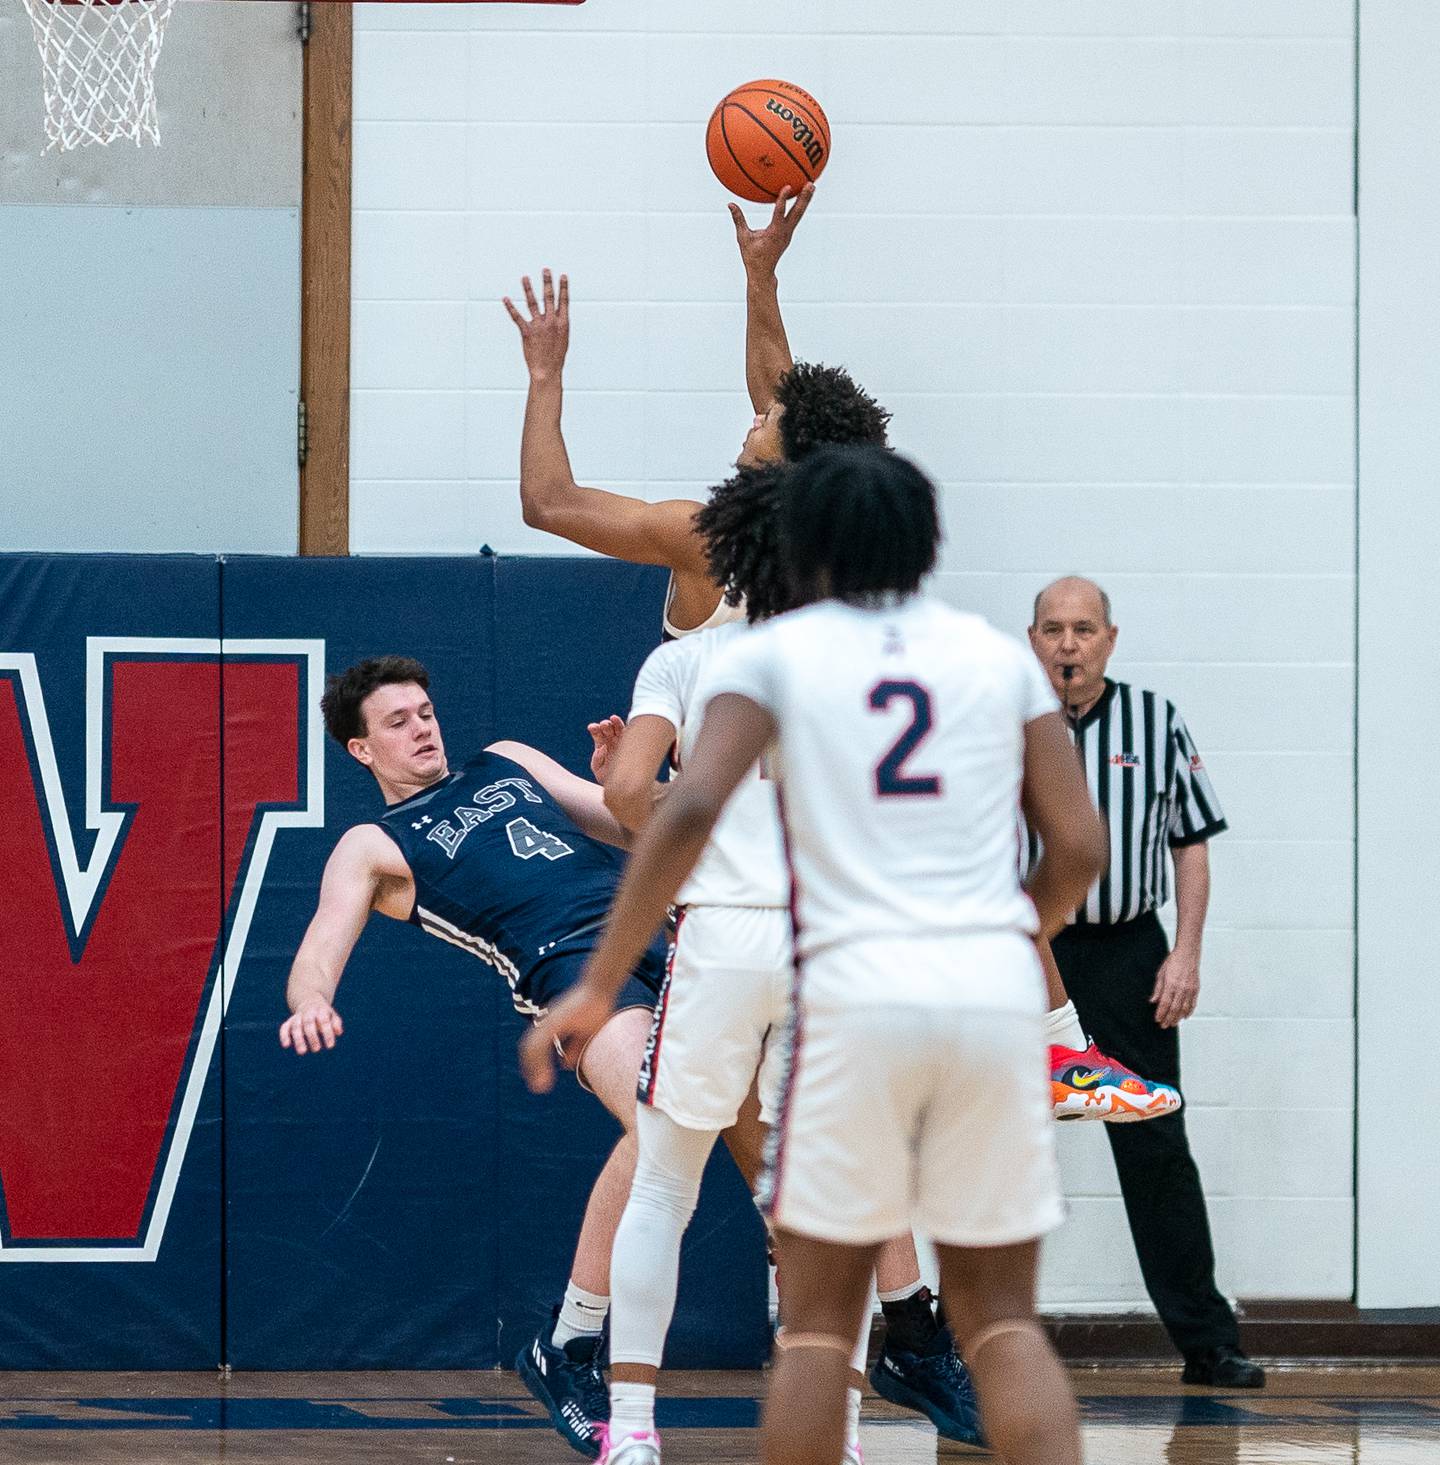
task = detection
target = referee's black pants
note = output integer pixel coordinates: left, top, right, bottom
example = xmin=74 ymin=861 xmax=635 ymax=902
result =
xmin=1053 ymin=912 xmax=1239 ymax=1356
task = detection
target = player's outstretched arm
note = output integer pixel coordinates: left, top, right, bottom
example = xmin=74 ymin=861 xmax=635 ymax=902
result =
xmin=1021 ymin=711 xmax=1108 ymax=937
xmin=279 ymin=825 xmax=407 ymax=1054
xmin=730 ymin=182 xmax=813 ymax=412
xmin=503 ymin=268 xmax=713 ymax=577
xmin=603 ymin=714 xmax=678 ymax=833
xmin=489 ymin=739 xmax=632 ymax=850
xmin=520 ymin=693 xmax=773 ymax=1094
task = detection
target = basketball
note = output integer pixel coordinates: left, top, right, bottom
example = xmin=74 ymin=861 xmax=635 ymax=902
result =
xmin=706 ymin=78 xmax=831 ymax=203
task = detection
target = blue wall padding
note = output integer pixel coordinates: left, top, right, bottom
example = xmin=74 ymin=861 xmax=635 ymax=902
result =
xmin=0 ymin=553 xmax=769 ymax=1370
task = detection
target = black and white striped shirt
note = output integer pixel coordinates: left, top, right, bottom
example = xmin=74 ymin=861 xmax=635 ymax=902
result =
xmin=1025 ymin=678 xmax=1227 ymax=927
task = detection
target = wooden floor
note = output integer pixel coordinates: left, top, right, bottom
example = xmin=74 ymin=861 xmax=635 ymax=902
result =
xmin=2 ymin=1367 xmax=1438 ymax=1463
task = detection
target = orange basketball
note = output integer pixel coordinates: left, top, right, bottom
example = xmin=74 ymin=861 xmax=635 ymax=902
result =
xmin=706 ymin=79 xmax=831 ymax=203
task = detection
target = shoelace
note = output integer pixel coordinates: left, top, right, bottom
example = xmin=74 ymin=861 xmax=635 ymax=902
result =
xmin=573 ymin=1356 xmax=610 ymax=1422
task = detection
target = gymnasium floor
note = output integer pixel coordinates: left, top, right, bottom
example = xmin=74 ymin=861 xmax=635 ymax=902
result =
xmin=2 ymin=1367 xmax=1437 ymax=1464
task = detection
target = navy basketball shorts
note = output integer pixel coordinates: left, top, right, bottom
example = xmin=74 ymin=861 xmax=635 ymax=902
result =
xmin=526 ymin=931 xmax=668 ymax=1018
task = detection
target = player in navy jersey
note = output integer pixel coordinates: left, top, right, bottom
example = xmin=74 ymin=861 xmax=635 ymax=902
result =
xmin=279 ymin=655 xmax=660 ymax=1458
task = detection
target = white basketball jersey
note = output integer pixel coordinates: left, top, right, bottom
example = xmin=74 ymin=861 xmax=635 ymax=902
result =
xmin=629 ymin=620 xmax=788 ymax=909
xmin=661 ymin=576 xmax=748 ymax=641
xmin=708 ymin=596 xmax=1058 ymax=962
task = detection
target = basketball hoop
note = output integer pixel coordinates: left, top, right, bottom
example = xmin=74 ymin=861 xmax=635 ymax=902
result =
xmin=20 ymin=0 xmax=177 ymax=151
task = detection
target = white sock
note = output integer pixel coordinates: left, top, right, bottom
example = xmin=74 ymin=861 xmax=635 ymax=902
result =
xmin=876 ymin=1279 xmax=925 ymax=1305
xmin=845 ymin=1386 xmax=862 ymax=1450
xmin=1044 ymin=1000 xmax=1087 ymax=1053
xmin=554 ymin=1282 xmax=609 ymax=1348
xmin=609 ymin=1381 xmax=657 ymax=1441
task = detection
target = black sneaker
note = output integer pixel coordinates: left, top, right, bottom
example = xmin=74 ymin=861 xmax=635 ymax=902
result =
xmin=516 ymin=1307 xmax=611 ymax=1458
xmin=870 ymin=1326 xmax=986 ymax=1448
xmin=1182 ymin=1345 xmax=1266 ymax=1389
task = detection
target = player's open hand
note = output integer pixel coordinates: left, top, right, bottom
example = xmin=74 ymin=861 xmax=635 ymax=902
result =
xmin=279 ymin=997 xmax=344 ymax=1054
xmin=520 ymin=984 xmax=616 ymax=1094
xmin=729 ymin=182 xmax=815 ymax=277
xmin=503 ymin=268 xmax=569 ymax=382
xmin=587 ymin=714 xmax=625 ymax=785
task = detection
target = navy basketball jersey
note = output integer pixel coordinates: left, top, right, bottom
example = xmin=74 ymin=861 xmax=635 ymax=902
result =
xmin=377 ymin=750 xmax=633 ymax=1015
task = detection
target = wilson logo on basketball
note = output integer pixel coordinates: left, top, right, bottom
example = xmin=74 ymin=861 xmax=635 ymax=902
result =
xmin=764 ymin=98 xmax=825 ymax=166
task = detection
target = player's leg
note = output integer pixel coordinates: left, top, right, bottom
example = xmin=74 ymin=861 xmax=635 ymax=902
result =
xmin=934 ymin=1240 xmax=1080 ymax=1465
xmin=602 ymin=1105 xmax=719 ymax=1465
xmin=764 ymin=1229 xmax=879 ymax=1465
xmin=604 ymin=907 xmax=795 ymax=1463
xmin=518 ymin=1001 xmax=652 ymax=1459
xmin=868 ymin=1232 xmax=983 ymax=1448
xmin=1041 ymin=934 xmax=1181 ymax=1123
xmin=911 ymin=952 xmax=1076 ymax=1465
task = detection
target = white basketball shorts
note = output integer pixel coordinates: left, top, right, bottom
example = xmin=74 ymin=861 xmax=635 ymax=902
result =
xmin=636 ymin=905 xmax=793 ymax=1131
xmin=759 ymin=931 xmax=1065 ymax=1248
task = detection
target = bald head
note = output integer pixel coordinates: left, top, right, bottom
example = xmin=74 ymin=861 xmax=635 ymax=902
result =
xmin=1032 ymin=576 xmax=1111 ymax=630
xmin=1028 ymin=576 xmax=1118 ymax=712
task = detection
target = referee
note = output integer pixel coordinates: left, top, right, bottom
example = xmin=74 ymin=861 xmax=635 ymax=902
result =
xmin=1026 ymin=576 xmax=1264 ymax=1390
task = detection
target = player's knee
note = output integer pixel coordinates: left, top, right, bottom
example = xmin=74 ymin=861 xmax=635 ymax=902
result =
xmin=963 ymin=1316 xmax=1050 ymax=1366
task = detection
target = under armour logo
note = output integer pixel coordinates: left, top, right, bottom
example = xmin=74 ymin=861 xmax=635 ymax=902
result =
xmin=412 ymin=815 xmax=433 ymax=830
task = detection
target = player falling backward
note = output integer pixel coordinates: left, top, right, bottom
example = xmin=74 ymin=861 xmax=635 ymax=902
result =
xmin=278 ymin=659 xmax=669 ymax=1455
xmin=525 ymin=444 xmax=1103 ymax=1465
xmin=503 ymin=186 xmax=1179 ymax=1130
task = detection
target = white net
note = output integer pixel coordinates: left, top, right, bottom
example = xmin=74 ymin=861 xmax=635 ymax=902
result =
xmin=21 ymin=0 xmax=177 ymax=151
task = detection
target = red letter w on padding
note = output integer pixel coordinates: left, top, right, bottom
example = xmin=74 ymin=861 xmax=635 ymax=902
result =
xmin=0 ymin=639 xmax=325 ymax=1261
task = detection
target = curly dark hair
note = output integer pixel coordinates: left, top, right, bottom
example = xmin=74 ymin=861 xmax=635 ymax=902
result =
xmin=775 ymin=361 xmax=891 ymax=462
xmin=694 ymin=463 xmax=796 ymax=623
xmin=321 ymin=655 xmax=431 ymax=746
xmin=779 ymin=445 xmax=940 ymax=607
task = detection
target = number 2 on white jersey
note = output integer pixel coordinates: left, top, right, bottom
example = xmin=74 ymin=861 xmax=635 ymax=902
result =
xmin=868 ymin=679 xmax=943 ymax=798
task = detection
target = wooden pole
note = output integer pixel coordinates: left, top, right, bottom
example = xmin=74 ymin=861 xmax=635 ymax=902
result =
xmin=298 ymin=1 xmax=351 ymax=556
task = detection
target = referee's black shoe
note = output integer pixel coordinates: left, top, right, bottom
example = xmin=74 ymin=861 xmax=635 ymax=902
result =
xmin=1181 ymin=1345 xmax=1266 ymax=1389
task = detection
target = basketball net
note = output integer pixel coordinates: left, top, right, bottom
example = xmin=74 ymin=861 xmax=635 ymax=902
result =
xmin=21 ymin=0 xmax=177 ymax=151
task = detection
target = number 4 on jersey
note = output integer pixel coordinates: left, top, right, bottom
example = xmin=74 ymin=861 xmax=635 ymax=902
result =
xmin=505 ymin=816 xmax=575 ymax=862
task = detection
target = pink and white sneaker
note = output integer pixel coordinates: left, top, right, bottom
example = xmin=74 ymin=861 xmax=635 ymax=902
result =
xmin=596 ymin=1424 xmax=663 ymax=1465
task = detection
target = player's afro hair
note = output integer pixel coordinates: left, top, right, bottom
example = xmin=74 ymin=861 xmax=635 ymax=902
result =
xmin=321 ymin=654 xmax=431 ymax=746
xmin=779 ymin=444 xmax=940 ymax=607
xmin=775 ymin=361 xmax=891 ymax=462
xmin=695 ymin=462 xmax=796 ymax=624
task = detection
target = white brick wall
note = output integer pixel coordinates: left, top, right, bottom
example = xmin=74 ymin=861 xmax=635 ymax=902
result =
xmin=352 ymin=0 xmax=1356 ymax=1308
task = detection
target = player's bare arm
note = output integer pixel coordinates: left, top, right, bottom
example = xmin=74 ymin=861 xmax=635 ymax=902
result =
xmin=730 ymin=182 xmax=813 ymax=412
xmin=280 ymin=824 xmax=414 ymax=1054
xmin=487 ymin=738 xmax=632 ymax=850
xmin=1020 ymin=711 xmax=1109 ymax=937
xmin=503 ymin=268 xmax=713 ymax=580
xmin=521 ymin=692 xmax=773 ymax=1093
xmin=602 ymin=714 xmax=678 ymax=833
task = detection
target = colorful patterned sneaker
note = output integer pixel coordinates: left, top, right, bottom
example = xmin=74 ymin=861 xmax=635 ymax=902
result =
xmin=1050 ymin=1040 xmax=1183 ymax=1123
xmin=596 ymin=1424 xmax=663 ymax=1465
xmin=516 ymin=1307 xmax=610 ymax=1458
xmin=870 ymin=1327 xmax=985 ymax=1448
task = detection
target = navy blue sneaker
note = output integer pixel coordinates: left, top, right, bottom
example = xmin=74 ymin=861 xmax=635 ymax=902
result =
xmin=870 ymin=1327 xmax=986 ymax=1449
xmin=516 ymin=1307 xmax=610 ymax=1458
